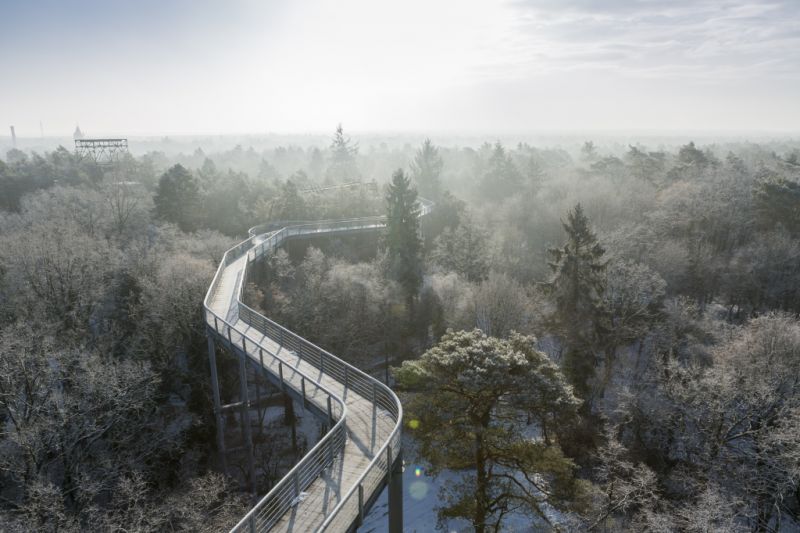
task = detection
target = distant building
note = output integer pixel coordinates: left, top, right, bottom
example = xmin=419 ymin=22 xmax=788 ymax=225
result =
xmin=73 ymin=125 xmax=84 ymax=140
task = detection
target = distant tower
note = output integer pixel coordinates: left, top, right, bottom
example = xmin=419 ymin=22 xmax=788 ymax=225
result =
xmin=73 ymin=124 xmax=84 ymax=140
xmin=75 ymin=137 xmax=128 ymax=165
xmin=9 ymin=125 xmax=16 ymax=148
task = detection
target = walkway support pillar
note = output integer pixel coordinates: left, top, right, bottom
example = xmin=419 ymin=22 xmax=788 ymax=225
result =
xmin=238 ymin=342 xmax=257 ymax=497
xmin=388 ymin=449 xmax=403 ymax=533
xmin=284 ymin=392 xmax=298 ymax=454
xmin=207 ymin=333 xmax=228 ymax=475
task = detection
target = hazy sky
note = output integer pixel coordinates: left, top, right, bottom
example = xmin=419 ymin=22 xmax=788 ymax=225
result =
xmin=1 ymin=0 xmax=798 ymax=136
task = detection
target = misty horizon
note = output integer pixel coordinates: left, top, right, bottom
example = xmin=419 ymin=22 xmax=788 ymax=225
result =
xmin=2 ymin=0 xmax=799 ymax=136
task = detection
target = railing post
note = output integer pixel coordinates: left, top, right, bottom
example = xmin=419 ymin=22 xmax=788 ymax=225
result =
xmin=344 ymin=366 xmax=349 ymax=390
xmin=301 ymin=377 xmax=307 ymax=409
xmin=327 ymin=396 xmax=333 ymax=427
xmin=293 ymin=471 xmax=300 ymax=499
xmin=372 ymin=382 xmax=377 ymax=406
xmin=249 ymin=515 xmax=256 ymax=533
xmin=279 ymin=361 xmax=285 ymax=392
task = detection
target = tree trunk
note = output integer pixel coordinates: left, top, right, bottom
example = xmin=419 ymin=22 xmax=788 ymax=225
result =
xmin=474 ymin=430 xmax=488 ymax=533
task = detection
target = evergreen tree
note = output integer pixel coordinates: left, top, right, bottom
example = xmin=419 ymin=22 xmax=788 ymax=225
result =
xmin=395 ymin=329 xmax=584 ymax=532
xmin=546 ymin=203 xmax=607 ymax=395
xmin=523 ymin=155 xmax=544 ymax=194
xmin=385 ymin=169 xmax=422 ymax=309
xmin=410 ymin=138 xmax=444 ymax=200
xmin=581 ymin=140 xmax=598 ymax=162
xmin=326 ymin=123 xmax=359 ymax=183
xmin=432 ymin=214 xmax=489 ymax=282
xmin=480 ymin=142 xmax=521 ymax=201
xmin=275 ymin=179 xmax=307 ymax=220
xmin=153 ymin=164 xmax=199 ymax=232
xmin=197 ymin=157 xmax=219 ymax=191
xmin=754 ymin=175 xmax=800 ymax=236
xmin=677 ymin=141 xmax=709 ymax=167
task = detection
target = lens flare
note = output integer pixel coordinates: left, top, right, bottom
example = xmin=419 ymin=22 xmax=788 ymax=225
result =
xmin=408 ymin=419 xmax=420 ymax=430
xmin=415 ymin=467 xmax=422 ymax=477
xmin=409 ymin=480 xmax=428 ymax=500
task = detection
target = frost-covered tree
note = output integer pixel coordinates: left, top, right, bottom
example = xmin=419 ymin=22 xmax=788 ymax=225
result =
xmin=754 ymin=174 xmax=800 ymax=236
xmin=410 ymin=138 xmax=444 ymax=200
xmin=275 ymin=179 xmax=307 ymax=220
xmin=546 ymin=203 xmax=607 ymax=395
xmin=472 ymin=272 xmax=530 ymax=338
xmin=431 ymin=213 xmax=489 ymax=282
xmin=385 ymin=169 xmax=422 ymax=309
xmin=0 ymin=219 xmax=116 ymax=325
xmin=326 ymin=123 xmax=359 ymax=183
xmin=395 ymin=329 xmax=584 ymax=532
xmin=153 ymin=164 xmax=200 ymax=231
xmin=600 ymin=260 xmax=666 ymax=389
xmin=480 ymin=142 xmax=522 ymax=201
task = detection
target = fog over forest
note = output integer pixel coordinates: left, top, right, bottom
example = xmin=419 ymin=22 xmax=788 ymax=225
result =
xmin=1 ymin=1 xmax=799 ymax=533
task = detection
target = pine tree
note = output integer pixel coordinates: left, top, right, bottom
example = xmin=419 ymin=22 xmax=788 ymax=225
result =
xmin=385 ymin=169 xmax=422 ymax=309
xmin=546 ymin=203 xmax=607 ymax=395
xmin=153 ymin=164 xmax=199 ymax=232
xmin=326 ymin=123 xmax=359 ymax=183
xmin=395 ymin=329 xmax=583 ymax=532
xmin=410 ymin=138 xmax=443 ymax=200
xmin=480 ymin=142 xmax=521 ymax=201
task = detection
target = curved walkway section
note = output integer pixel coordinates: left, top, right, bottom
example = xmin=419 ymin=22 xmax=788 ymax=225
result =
xmin=203 ymin=201 xmax=433 ymax=532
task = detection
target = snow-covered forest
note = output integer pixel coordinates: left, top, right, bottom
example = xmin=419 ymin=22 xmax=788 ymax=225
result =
xmin=1 ymin=129 xmax=799 ymax=531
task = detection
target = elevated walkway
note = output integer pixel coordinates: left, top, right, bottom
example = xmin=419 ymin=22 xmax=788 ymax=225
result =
xmin=203 ymin=201 xmax=432 ymax=532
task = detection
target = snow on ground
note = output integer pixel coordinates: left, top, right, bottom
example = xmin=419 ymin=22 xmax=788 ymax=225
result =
xmin=361 ymin=433 xmax=557 ymax=532
xmin=358 ymin=424 xmax=564 ymax=533
xmin=361 ymin=433 xmax=472 ymax=533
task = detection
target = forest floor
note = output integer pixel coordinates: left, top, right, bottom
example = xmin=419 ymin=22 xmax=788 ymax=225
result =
xmin=361 ymin=433 xmax=559 ymax=532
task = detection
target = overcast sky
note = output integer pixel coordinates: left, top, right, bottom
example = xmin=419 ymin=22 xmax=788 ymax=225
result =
xmin=1 ymin=0 xmax=798 ymax=136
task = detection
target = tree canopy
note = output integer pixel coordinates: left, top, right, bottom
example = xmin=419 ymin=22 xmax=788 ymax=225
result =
xmin=396 ymin=329 xmax=585 ymax=532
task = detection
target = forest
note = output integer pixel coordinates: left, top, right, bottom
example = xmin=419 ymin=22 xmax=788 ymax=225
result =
xmin=1 ymin=126 xmax=800 ymax=532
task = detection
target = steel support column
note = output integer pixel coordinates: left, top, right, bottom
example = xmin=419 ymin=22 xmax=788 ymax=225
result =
xmin=207 ymin=333 xmax=228 ymax=475
xmin=388 ymin=450 xmax=403 ymax=533
xmin=238 ymin=345 xmax=257 ymax=497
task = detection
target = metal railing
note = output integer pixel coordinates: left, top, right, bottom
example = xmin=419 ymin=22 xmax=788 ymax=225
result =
xmin=204 ymin=198 xmax=433 ymax=532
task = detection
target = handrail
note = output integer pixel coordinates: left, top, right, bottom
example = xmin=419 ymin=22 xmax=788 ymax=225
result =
xmin=204 ymin=235 xmax=350 ymax=532
xmin=204 ymin=197 xmax=433 ymax=532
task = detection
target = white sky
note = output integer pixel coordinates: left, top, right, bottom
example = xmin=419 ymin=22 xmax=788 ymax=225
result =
xmin=1 ymin=0 xmax=798 ymax=136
